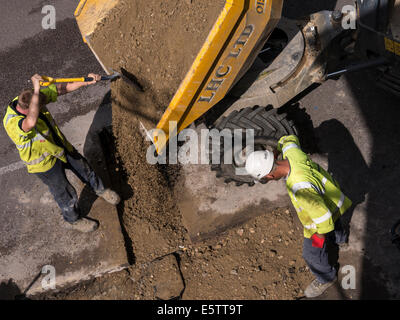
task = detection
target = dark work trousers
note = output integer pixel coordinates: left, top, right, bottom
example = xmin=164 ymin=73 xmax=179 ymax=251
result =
xmin=35 ymin=151 xmax=105 ymax=223
xmin=302 ymin=219 xmax=347 ymax=284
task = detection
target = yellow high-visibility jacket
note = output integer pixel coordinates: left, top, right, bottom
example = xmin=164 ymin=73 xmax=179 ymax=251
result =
xmin=3 ymin=84 xmax=73 ymax=173
xmin=277 ymin=135 xmax=352 ymax=238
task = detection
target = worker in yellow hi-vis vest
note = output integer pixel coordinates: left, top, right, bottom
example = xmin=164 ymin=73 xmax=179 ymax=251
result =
xmin=245 ymin=135 xmax=352 ymax=298
xmin=3 ymin=74 xmax=120 ymax=233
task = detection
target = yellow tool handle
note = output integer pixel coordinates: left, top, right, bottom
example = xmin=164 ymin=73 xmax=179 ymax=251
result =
xmin=39 ymin=77 xmax=86 ymax=87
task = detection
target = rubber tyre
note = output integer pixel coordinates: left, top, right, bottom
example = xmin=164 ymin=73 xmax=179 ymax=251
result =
xmin=210 ymin=106 xmax=297 ymax=186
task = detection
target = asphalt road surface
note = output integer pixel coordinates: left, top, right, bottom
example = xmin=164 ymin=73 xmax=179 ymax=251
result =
xmin=0 ymin=0 xmax=127 ymax=298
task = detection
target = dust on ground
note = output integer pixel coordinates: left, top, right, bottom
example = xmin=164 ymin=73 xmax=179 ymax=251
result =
xmin=37 ymin=208 xmax=313 ymax=300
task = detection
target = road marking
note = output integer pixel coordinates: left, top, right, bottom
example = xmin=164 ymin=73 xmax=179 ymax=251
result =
xmin=0 ymin=161 xmax=25 ymax=176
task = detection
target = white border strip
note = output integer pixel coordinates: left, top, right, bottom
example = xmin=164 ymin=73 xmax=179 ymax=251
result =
xmin=0 ymin=161 xmax=25 ymax=176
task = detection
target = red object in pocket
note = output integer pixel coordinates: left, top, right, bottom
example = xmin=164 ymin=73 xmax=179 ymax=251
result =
xmin=311 ymin=234 xmax=325 ymax=248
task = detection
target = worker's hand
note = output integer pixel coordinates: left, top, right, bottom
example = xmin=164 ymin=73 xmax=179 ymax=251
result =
xmin=31 ymin=74 xmax=43 ymax=91
xmin=311 ymin=233 xmax=326 ymax=248
xmin=86 ymin=73 xmax=101 ymax=85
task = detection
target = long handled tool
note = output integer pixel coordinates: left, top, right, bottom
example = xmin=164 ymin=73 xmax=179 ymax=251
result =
xmin=39 ymin=72 xmax=120 ymax=87
xmin=39 ymin=68 xmax=144 ymax=92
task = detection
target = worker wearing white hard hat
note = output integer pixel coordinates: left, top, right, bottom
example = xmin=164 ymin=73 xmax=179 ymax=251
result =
xmin=245 ymin=135 xmax=352 ymax=298
xmin=245 ymin=149 xmax=290 ymax=182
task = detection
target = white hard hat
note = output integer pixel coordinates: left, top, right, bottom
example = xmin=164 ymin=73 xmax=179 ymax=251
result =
xmin=245 ymin=150 xmax=275 ymax=180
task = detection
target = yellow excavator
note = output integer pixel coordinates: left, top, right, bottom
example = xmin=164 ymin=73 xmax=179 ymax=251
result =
xmin=74 ymin=0 xmax=400 ymax=186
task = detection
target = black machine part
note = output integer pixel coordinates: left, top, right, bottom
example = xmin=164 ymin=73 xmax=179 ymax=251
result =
xmin=391 ymin=219 xmax=400 ymax=251
xmin=355 ymin=0 xmax=400 ymax=96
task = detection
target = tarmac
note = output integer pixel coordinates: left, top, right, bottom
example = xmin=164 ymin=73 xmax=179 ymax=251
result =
xmin=0 ymin=0 xmax=128 ymax=298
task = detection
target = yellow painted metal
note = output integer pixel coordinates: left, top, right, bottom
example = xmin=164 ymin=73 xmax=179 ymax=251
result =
xmin=74 ymin=0 xmax=121 ymax=73
xmin=154 ymin=0 xmax=283 ymax=153
xmin=74 ymin=0 xmax=120 ymax=43
xmin=384 ymin=37 xmax=400 ymax=56
xmin=39 ymin=76 xmax=87 ymax=87
xmin=385 ymin=37 xmax=395 ymax=53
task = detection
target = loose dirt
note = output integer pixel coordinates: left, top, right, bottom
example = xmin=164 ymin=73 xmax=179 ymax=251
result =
xmin=37 ymin=208 xmax=313 ymax=300
xmin=35 ymin=0 xmax=316 ymax=299
xmin=87 ymin=0 xmax=226 ymax=262
xmin=90 ymin=0 xmax=226 ymax=127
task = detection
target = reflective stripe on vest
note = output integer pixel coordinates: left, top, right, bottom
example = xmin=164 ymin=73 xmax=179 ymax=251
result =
xmin=282 ymin=143 xmax=300 ymax=154
xmin=304 ymin=223 xmax=317 ymax=230
xmin=291 ymin=181 xmax=323 ymax=200
xmin=23 ymin=149 xmax=64 ymax=166
xmin=312 ymin=210 xmax=332 ymax=225
xmin=5 ymin=114 xmax=18 ymax=126
xmin=337 ymin=192 xmax=345 ymax=210
xmin=321 ymin=177 xmax=327 ymax=193
xmin=15 ymin=130 xmax=49 ymax=150
xmin=292 ymin=180 xmax=345 ymax=224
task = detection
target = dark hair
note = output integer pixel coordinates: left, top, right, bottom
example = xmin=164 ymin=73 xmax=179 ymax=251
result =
xmin=18 ymin=89 xmax=47 ymax=109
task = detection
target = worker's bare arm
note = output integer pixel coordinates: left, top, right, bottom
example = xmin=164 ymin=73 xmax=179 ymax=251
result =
xmin=21 ymin=74 xmax=42 ymax=132
xmin=56 ymin=73 xmax=101 ymax=95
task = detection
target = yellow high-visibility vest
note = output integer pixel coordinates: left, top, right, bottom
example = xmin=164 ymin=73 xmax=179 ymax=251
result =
xmin=3 ymin=84 xmax=73 ymax=173
xmin=277 ymin=135 xmax=352 ymax=238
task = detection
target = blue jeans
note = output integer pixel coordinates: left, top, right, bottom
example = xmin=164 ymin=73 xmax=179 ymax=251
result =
xmin=35 ymin=150 xmax=105 ymax=223
xmin=302 ymin=219 xmax=347 ymax=284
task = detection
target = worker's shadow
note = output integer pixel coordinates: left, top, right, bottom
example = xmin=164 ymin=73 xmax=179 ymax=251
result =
xmin=76 ymin=90 xmax=113 ymax=218
xmin=0 ymin=279 xmax=22 ymax=300
xmin=314 ymin=119 xmax=369 ymax=234
xmin=78 ymin=90 xmax=135 ymax=264
xmin=313 ymin=119 xmax=369 ymax=297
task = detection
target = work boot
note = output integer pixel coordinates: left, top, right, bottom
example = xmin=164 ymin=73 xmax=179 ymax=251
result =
xmin=97 ymin=188 xmax=120 ymax=205
xmin=65 ymin=217 xmax=99 ymax=233
xmin=304 ymin=277 xmax=337 ymax=298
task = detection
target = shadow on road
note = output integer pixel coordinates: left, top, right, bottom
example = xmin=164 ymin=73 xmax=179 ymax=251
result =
xmin=345 ymin=70 xmax=400 ymax=299
xmin=78 ymin=91 xmax=113 ymax=218
xmin=314 ymin=119 xmax=369 ymax=239
xmin=0 ymin=279 xmax=22 ymax=300
xmin=81 ymin=91 xmax=135 ymax=265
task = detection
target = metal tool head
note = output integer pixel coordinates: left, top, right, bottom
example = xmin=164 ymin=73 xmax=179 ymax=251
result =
xmin=109 ymin=67 xmax=144 ymax=92
xmin=107 ymin=68 xmax=121 ymax=82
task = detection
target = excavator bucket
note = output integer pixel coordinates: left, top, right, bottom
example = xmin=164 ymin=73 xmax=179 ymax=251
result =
xmin=74 ymin=0 xmax=283 ymax=153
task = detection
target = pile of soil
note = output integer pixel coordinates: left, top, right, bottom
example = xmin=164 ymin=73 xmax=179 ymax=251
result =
xmin=88 ymin=0 xmax=226 ymax=261
xmin=37 ymin=208 xmax=313 ymax=300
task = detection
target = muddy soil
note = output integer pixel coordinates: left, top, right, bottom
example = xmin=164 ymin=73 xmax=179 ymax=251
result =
xmin=37 ymin=208 xmax=313 ymax=300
